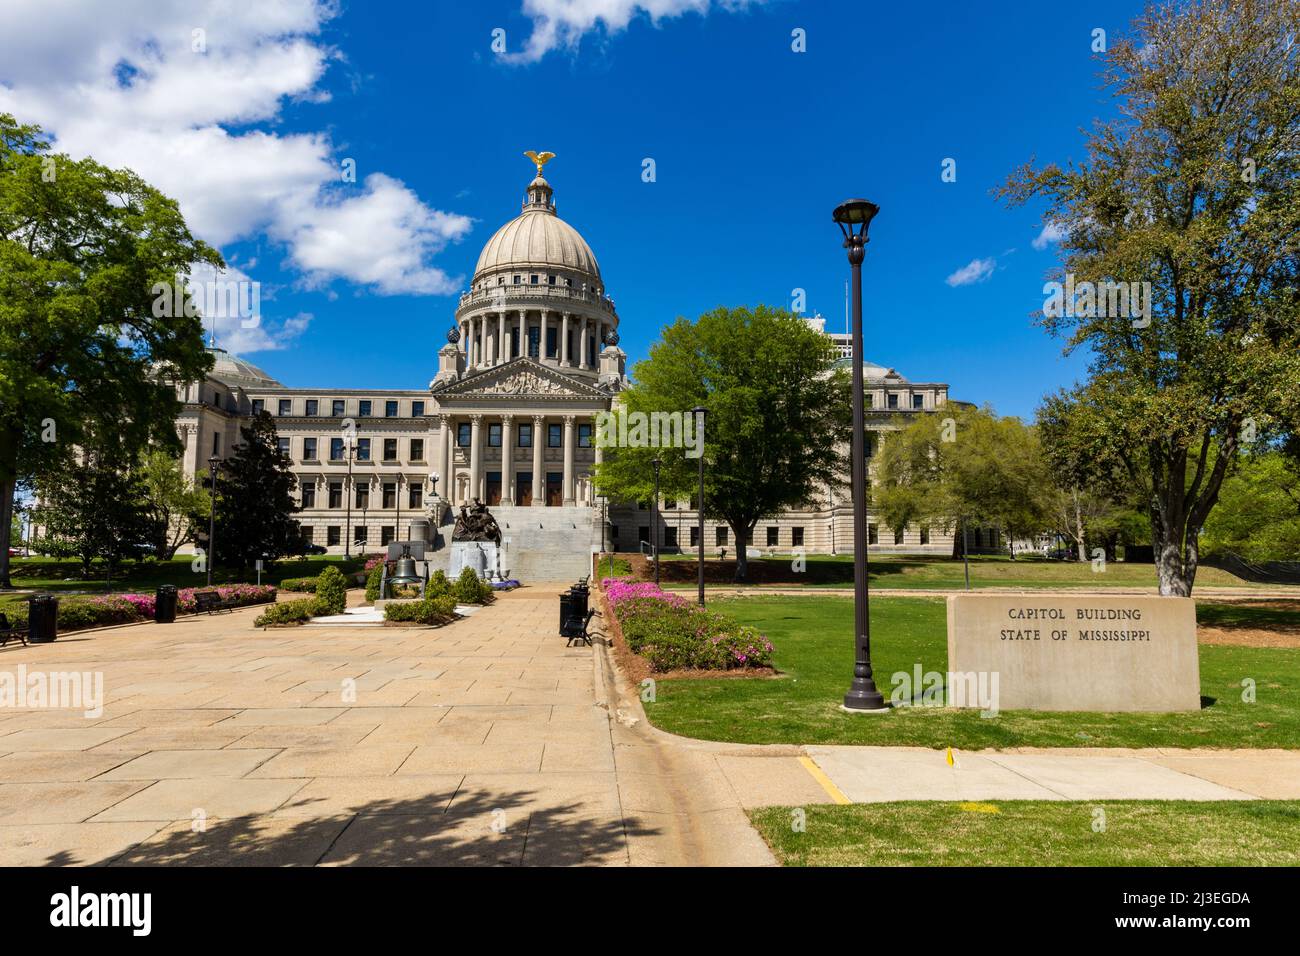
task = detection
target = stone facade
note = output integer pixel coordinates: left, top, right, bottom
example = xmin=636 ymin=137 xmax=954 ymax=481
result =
xmin=171 ymin=161 xmax=997 ymax=568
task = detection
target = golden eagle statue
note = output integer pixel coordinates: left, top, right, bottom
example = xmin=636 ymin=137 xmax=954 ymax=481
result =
xmin=523 ymin=150 xmax=555 ymax=176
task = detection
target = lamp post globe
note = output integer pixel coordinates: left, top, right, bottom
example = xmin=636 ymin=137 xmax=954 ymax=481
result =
xmin=651 ymin=457 xmax=662 ymax=587
xmin=692 ymin=406 xmax=707 ymax=607
xmin=833 ymin=197 xmax=888 ymax=713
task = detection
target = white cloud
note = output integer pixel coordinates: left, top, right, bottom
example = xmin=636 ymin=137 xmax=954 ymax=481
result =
xmin=0 ymin=0 xmax=469 ymax=306
xmin=175 ymin=262 xmax=313 ymax=353
xmin=507 ymin=0 xmax=761 ymax=63
xmin=1032 ymin=220 xmax=1068 ymax=251
xmin=945 ymin=257 xmax=997 ymax=287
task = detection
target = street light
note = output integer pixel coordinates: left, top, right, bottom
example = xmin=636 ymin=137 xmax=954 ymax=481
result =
xmin=834 ymin=197 xmax=888 ymax=713
xmin=343 ymin=437 xmax=356 ymax=559
xmin=651 ymin=457 xmax=662 ymax=587
xmin=693 ymin=406 xmax=707 ymax=607
xmin=206 ymin=455 xmax=220 ymax=586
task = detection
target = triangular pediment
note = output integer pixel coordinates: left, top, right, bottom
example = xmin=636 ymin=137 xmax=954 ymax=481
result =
xmin=434 ymin=357 xmax=605 ymax=400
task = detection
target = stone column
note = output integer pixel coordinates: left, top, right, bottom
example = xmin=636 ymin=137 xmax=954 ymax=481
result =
xmin=540 ymin=310 xmax=549 ymax=362
xmin=498 ymin=311 xmax=507 ymax=364
xmin=439 ymin=415 xmax=453 ymax=505
xmin=531 ymin=414 xmax=545 ymax=507
xmin=469 ymin=317 xmax=479 ymax=368
xmin=578 ymin=317 xmax=589 ymax=369
xmin=501 ymin=414 xmax=514 ymax=505
xmin=560 ymin=313 xmax=570 ymax=366
xmin=562 ymin=414 xmax=576 ymax=506
xmin=469 ymin=414 xmax=483 ymax=502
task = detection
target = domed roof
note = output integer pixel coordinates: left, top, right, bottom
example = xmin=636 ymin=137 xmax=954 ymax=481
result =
xmin=472 ymin=171 xmax=601 ymax=282
xmin=204 ymin=348 xmax=282 ymax=389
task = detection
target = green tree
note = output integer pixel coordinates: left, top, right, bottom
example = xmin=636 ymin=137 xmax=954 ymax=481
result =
xmin=138 ymin=449 xmax=209 ymax=560
xmin=593 ymin=306 xmax=850 ymax=581
xmin=875 ymin=406 xmax=1052 ymax=559
xmin=1001 ymin=0 xmax=1300 ymax=595
xmin=204 ymin=412 xmax=301 ymax=572
xmin=0 ymin=113 xmax=220 ymax=588
xmin=1201 ymin=450 xmax=1300 ymax=561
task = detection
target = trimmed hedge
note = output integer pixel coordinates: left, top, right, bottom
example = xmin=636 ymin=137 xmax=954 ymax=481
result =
xmin=0 ymin=585 xmax=277 ymax=634
xmin=383 ymin=595 xmax=458 ymax=626
xmin=278 ymin=576 xmax=318 ymax=593
xmin=364 ymin=563 xmax=384 ymax=603
xmin=315 ymin=566 xmax=348 ymax=615
xmin=254 ymin=597 xmax=325 ymax=627
xmin=451 ymin=566 xmax=494 ymax=605
xmin=603 ymin=579 xmax=774 ymax=672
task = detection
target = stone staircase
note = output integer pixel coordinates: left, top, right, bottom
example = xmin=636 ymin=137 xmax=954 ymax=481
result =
xmin=486 ymin=505 xmax=600 ymax=582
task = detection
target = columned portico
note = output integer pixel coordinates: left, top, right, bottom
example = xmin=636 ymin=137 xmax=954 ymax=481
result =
xmin=531 ymin=414 xmax=545 ymax=507
xmin=501 ymin=414 xmax=515 ymax=503
xmin=562 ymin=414 xmax=576 ymax=505
xmin=469 ymin=414 xmax=483 ymax=501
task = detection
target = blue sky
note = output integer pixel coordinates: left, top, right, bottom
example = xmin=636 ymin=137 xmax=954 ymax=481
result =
xmin=0 ymin=0 xmax=1147 ymax=418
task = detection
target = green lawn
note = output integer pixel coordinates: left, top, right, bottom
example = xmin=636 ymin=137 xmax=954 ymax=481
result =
xmin=749 ymin=801 xmax=1300 ymax=866
xmin=641 ymin=596 xmax=1300 ymax=749
xmin=0 ymin=555 xmax=366 ymax=614
xmin=650 ymin=553 xmax=1275 ymax=591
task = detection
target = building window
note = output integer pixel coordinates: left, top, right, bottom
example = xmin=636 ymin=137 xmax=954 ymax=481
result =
xmin=664 ymin=498 xmax=676 ymax=510
xmin=301 ymin=526 xmax=314 ymax=544
xmin=252 ymin=399 xmax=264 ymax=415
xmin=457 ymin=423 xmax=471 ymax=447
xmin=887 ymin=394 xmax=899 ymax=409
xmin=766 ymin=527 xmax=779 ymax=547
xmin=548 ymin=424 xmax=562 ymax=447
xmin=357 ymin=437 xmax=370 ymax=461
xmin=326 ymin=526 xmax=340 ymax=546
xmin=301 ymin=484 xmax=315 ymax=508
xmin=330 ymin=437 xmax=344 ymax=461
xmin=512 ymin=274 xmax=521 ymax=284
xmin=518 ymin=424 xmax=532 ymax=447
xmin=381 ymin=526 xmax=395 ymax=546
xmin=638 ymin=526 xmax=650 ymax=545
xmin=354 ymin=525 xmax=368 ymax=546
xmin=488 ymin=424 xmax=502 ymax=447
xmin=359 ymin=400 xmax=372 ymax=417
xmin=920 ymin=525 xmax=930 ymax=545
xmin=564 ymin=277 xmax=573 ymax=287
xmin=894 ymin=526 xmax=905 ymax=545
xmin=865 ymin=394 xmax=874 ymax=409
xmin=410 ymin=439 xmax=424 ymax=461
xmin=578 ymin=424 xmax=592 ymax=447
xmin=411 ymin=401 xmax=425 ymax=417
xmin=792 ymin=527 xmax=804 ymax=547
xmin=912 ymin=394 xmax=924 ymax=410
xmin=212 ymin=432 xmax=221 ymax=456
xmin=305 ymin=399 xmax=318 ymax=417
xmin=715 ymin=526 xmax=728 ymax=546
xmin=530 ymin=273 xmax=539 ymax=284
xmin=869 ymin=523 xmax=879 ymax=545
xmin=690 ymin=526 xmax=699 ymax=547
xmin=383 ymin=438 xmax=398 ymax=461
xmin=276 ymin=437 xmax=288 ymax=458
xmin=278 ymin=399 xmax=291 ymax=416
xmin=328 ymin=482 xmax=343 ymax=508
xmin=303 ymin=437 xmax=317 ymax=460
xmin=547 ymin=274 xmax=556 ymax=285
xmin=664 ymin=527 xmax=678 ymax=548
xmin=382 ymin=483 xmax=396 ymax=509
xmin=332 ymin=399 xmax=345 ymax=417
xmin=356 ymin=484 xmax=369 ymax=509
xmin=385 ymin=400 xmax=398 ymax=417
xmin=864 ymin=433 xmax=875 ymax=458
xmin=409 ymin=485 xmax=422 ymax=509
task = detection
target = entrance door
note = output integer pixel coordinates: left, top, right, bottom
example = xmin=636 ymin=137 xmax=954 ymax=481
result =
xmin=546 ymin=471 xmax=563 ymax=506
xmin=485 ymin=471 xmax=502 ymax=506
xmin=517 ymin=471 xmax=533 ymax=506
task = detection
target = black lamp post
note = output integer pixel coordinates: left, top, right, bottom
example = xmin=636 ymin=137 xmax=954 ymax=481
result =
xmin=206 ymin=455 xmax=220 ymax=586
xmin=834 ymin=198 xmax=888 ymax=712
xmin=693 ymin=406 xmax=707 ymax=607
xmin=343 ymin=439 xmax=356 ymax=559
xmin=651 ymin=457 xmax=662 ymax=587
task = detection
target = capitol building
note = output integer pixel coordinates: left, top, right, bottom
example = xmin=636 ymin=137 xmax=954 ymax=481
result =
xmin=174 ymin=158 xmax=979 ymax=580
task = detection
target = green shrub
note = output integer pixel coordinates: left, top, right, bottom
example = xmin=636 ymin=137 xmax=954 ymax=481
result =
xmin=277 ymin=576 xmax=319 ymax=593
xmin=254 ymin=598 xmax=324 ymax=627
xmin=315 ymin=565 xmax=348 ymax=615
xmin=383 ymin=596 xmax=458 ymax=626
xmin=452 ymin=566 xmax=493 ymax=604
xmin=427 ymin=570 xmax=452 ymax=599
xmin=608 ymin=586 xmax=775 ymax=672
xmin=364 ymin=563 xmax=384 ymax=603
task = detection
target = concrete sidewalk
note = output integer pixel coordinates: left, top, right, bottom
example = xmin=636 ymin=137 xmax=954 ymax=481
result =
xmin=664 ymin=586 xmax=1300 ymax=600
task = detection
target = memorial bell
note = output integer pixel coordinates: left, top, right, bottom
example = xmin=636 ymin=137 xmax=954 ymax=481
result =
xmin=390 ymin=544 xmax=421 ymax=586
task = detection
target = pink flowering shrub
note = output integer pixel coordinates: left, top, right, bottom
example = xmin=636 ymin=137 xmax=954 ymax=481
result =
xmin=7 ymin=584 xmax=278 ymax=634
xmin=601 ymin=579 xmax=773 ymax=672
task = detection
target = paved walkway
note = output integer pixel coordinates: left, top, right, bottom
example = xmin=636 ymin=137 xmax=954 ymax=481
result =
xmin=665 ymin=586 xmax=1300 ymax=600
xmin=2 ymin=590 xmax=1296 ymax=868
xmin=0 ymin=587 xmax=772 ymax=866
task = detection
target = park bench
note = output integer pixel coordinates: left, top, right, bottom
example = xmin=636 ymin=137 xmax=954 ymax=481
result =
xmin=0 ymin=613 xmax=28 ymax=647
xmin=562 ymin=608 xmax=597 ymax=648
xmin=193 ymin=590 xmax=237 ymax=615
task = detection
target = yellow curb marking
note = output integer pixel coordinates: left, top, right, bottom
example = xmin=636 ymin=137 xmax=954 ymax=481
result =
xmin=798 ymin=756 xmax=851 ymax=805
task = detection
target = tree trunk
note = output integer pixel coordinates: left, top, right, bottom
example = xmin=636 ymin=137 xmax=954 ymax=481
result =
xmin=1073 ymin=488 xmax=1087 ymax=562
xmin=0 ymin=476 xmax=14 ymax=589
xmin=733 ymin=523 xmax=748 ymax=583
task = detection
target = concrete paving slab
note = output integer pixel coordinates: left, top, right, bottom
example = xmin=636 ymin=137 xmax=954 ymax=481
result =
xmin=985 ymin=753 xmax=1257 ymax=800
xmin=806 ymin=746 xmax=1064 ymax=802
xmin=0 ymin=822 xmax=166 ymax=866
xmin=89 ymin=778 xmax=308 ymax=822
xmin=99 ymin=748 xmax=281 ymax=781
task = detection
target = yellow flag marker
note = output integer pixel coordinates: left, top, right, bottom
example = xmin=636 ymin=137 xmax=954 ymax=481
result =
xmin=946 ymin=747 xmax=955 ymax=767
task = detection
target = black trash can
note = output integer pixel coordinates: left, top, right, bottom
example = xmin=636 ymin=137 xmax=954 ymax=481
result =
xmin=27 ymin=594 xmax=59 ymax=644
xmin=570 ymin=586 xmax=589 ymax=619
xmin=559 ymin=591 xmax=578 ymax=636
xmin=155 ymin=584 xmax=178 ymax=624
